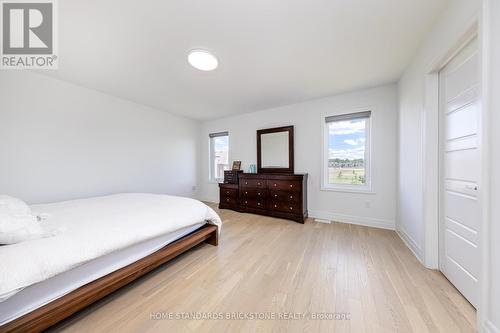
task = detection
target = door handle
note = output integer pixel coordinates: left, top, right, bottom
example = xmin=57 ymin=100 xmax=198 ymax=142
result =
xmin=465 ymin=185 xmax=478 ymax=191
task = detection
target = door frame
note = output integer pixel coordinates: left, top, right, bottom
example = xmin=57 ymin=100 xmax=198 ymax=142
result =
xmin=422 ymin=19 xmax=479 ymax=269
xmin=421 ymin=13 xmax=491 ymax=328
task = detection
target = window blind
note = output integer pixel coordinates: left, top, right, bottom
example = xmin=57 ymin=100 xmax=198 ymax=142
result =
xmin=325 ymin=111 xmax=371 ymax=123
xmin=209 ymin=131 xmax=229 ymax=138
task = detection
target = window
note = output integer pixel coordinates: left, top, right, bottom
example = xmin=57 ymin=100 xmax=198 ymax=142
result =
xmin=323 ymin=111 xmax=371 ymax=191
xmin=209 ymin=131 xmax=229 ymax=182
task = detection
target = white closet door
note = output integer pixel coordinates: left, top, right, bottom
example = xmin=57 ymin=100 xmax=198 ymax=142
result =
xmin=439 ymin=37 xmax=480 ymax=308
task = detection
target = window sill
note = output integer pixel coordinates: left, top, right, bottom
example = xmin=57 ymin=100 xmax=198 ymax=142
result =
xmin=320 ymin=185 xmax=375 ymax=194
xmin=208 ymin=180 xmax=223 ymax=184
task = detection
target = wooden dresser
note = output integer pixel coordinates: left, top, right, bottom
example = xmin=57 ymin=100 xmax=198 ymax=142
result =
xmin=219 ymin=173 xmax=308 ymax=223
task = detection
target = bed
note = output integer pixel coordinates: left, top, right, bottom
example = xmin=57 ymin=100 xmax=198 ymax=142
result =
xmin=0 ymin=193 xmax=221 ymax=333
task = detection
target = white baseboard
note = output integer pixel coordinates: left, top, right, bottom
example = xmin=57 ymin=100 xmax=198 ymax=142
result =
xmin=484 ymin=320 xmax=500 ymax=333
xmin=202 ymin=202 xmax=395 ymax=230
xmin=314 ymin=218 xmax=331 ymax=224
xmin=199 ymin=197 xmax=218 ymax=204
xmin=308 ymin=210 xmax=395 ymax=230
xmin=395 ymin=227 xmax=423 ymax=263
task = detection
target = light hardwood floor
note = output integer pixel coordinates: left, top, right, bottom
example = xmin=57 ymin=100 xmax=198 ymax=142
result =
xmin=52 ymin=205 xmax=476 ymax=333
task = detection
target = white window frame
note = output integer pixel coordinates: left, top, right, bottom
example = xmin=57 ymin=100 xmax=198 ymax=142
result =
xmin=321 ymin=110 xmax=373 ymax=193
xmin=209 ymin=131 xmax=229 ymax=183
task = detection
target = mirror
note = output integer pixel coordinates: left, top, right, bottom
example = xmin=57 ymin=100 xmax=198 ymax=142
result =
xmin=261 ymin=132 xmax=289 ymax=168
xmin=257 ymin=126 xmax=294 ymax=174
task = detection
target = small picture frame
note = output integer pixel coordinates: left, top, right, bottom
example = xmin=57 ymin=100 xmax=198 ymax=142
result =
xmin=232 ymin=161 xmax=241 ymax=171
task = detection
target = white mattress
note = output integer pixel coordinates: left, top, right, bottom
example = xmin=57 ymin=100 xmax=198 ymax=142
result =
xmin=0 ymin=222 xmax=205 ymax=325
xmin=0 ymin=194 xmax=221 ymax=303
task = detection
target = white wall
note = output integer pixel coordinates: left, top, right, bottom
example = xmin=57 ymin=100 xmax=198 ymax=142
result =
xmin=483 ymin=0 xmax=500 ymax=331
xmin=0 ymin=71 xmax=200 ymax=204
xmin=397 ymin=0 xmax=481 ymax=263
xmin=199 ymin=84 xmax=398 ymax=229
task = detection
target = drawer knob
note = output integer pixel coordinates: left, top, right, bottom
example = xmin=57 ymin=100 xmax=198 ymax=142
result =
xmin=258 ymin=192 xmax=261 ymax=196
xmin=226 ymin=199 xmax=229 ymax=202
xmin=257 ymin=182 xmax=261 ymax=185
xmin=245 ymin=191 xmax=248 ymax=194
xmin=289 ymin=207 xmax=293 ymax=210
xmin=226 ymin=191 xmax=230 ymax=194
xmin=274 ymin=194 xmax=278 ymax=198
xmin=290 ymin=196 xmax=293 ymax=199
xmin=257 ymin=203 xmax=261 ymax=206
xmin=274 ymin=204 xmax=277 ymax=208
xmin=245 ymin=182 xmax=248 ymax=185
xmin=245 ymin=201 xmax=248 ymax=204
xmin=289 ymin=184 xmax=293 ymax=188
xmin=274 ymin=183 xmax=277 ymax=187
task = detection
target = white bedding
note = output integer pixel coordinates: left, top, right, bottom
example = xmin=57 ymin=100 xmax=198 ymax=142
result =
xmin=0 ymin=193 xmax=221 ymax=302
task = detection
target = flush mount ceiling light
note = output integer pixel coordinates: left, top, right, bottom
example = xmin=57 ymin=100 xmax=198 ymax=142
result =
xmin=188 ymin=50 xmax=218 ymax=71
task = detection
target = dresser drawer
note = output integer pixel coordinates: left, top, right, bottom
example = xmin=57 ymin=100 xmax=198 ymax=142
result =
xmin=240 ymin=188 xmax=266 ymax=199
xmin=268 ymin=190 xmax=300 ymax=203
xmin=241 ymin=198 xmax=265 ymax=209
xmin=221 ymin=187 xmax=238 ymax=198
xmin=220 ymin=195 xmax=238 ymax=206
xmin=268 ymin=180 xmax=301 ymax=192
xmin=269 ymin=201 xmax=301 ymax=214
xmin=240 ymin=178 xmax=266 ymax=189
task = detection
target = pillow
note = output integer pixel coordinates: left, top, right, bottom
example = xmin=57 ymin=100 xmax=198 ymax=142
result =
xmin=0 ymin=195 xmax=31 ymax=215
xmin=0 ymin=213 xmax=46 ymax=245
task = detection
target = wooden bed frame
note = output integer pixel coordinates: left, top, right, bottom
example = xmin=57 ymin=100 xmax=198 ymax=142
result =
xmin=0 ymin=224 xmax=218 ymax=333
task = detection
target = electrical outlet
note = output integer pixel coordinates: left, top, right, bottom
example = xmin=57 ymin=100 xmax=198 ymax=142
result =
xmin=192 ymin=186 xmax=197 ymax=191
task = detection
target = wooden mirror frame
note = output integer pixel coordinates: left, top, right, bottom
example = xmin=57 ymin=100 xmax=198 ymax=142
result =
xmin=257 ymin=126 xmax=294 ymax=174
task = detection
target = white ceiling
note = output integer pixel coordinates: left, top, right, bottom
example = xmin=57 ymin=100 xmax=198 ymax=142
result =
xmin=46 ymin=0 xmax=448 ymax=120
